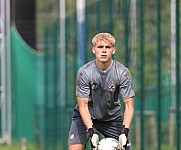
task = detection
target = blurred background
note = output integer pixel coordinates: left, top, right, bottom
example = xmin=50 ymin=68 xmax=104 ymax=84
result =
xmin=0 ymin=0 xmax=180 ymax=150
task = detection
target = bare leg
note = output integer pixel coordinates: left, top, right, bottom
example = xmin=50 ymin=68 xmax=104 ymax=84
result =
xmin=68 ymin=144 xmax=86 ymax=150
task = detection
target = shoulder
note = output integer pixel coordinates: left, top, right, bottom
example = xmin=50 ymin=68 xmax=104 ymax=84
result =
xmin=77 ymin=60 xmax=96 ymax=79
xmin=112 ymin=60 xmax=132 ymax=79
xmin=113 ymin=60 xmax=129 ymax=74
xmin=78 ymin=60 xmax=95 ymax=74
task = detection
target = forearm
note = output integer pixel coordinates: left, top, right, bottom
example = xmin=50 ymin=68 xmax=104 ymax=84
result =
xmin=123 ymin=106 xmax=134 ymax=128
xmin=123 ymin=97 xmax=134 ymax=128
xmin=79 ymin=105 xmax=93 ymax=129
xmin=78 ymin=96 xmax=93 ymax=129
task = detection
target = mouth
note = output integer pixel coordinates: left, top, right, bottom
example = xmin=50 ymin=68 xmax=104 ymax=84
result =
xmin=101 ymin=55 xmax=107 ymax=58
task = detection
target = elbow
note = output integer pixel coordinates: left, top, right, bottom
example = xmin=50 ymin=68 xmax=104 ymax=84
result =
xmin=78 ymin=102 xmax=88 ymax=111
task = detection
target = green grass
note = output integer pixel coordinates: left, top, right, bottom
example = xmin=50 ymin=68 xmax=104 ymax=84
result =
xmin=0 ymin=145 xmax=40 ymax=150
xmin=133 ymin=145 xmax=176 ymax=150
xmin=0 ymin=144 xmax=176 ymax=150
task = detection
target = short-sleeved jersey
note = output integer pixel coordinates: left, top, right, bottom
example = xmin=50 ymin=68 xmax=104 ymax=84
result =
xmin=75 ymin=60 xmax=135 ymax=121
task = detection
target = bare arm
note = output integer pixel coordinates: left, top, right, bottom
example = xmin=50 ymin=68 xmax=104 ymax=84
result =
xmin=123 ymin=97 xmax=134 ymax=128
xmin=77 ymin=96 xmax=93 ymax=129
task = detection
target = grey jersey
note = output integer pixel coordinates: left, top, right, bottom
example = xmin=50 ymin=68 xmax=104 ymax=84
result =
xmin=75 ymin=60 xmax=135 ymax=121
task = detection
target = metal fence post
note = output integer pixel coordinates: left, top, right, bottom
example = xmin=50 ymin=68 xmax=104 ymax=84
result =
xmin=156 ymin=0 xmax=162 ymax=149
xmin=176 ymin=0 xmax=180 ymax=149
xmin=44 ymin=27 xmax=49 ymax=150
xmin=124 ymin=0 xmax=130 ymax=67
xmin=96 ymin=0 xmax=101 ymax=31
xmin=139 ymin=0 xmax=145 ymax=149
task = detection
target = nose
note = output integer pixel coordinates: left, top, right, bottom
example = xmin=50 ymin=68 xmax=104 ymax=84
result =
xmin=102 ymin=46 xmax=106 ymax=53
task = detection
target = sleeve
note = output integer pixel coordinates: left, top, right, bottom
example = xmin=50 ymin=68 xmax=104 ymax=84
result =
xmin=119 ymin=69 xmax=135 ymax=100
xmin=76 ymin=69 xmax=90 ymax=98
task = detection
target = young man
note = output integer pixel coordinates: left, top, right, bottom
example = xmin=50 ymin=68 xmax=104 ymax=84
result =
xmin=68 ymin=33 xmax=135 ymax=150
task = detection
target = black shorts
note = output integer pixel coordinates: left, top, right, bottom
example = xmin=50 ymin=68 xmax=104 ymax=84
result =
xmin=68 ymin=109 xmax=123 ymax=146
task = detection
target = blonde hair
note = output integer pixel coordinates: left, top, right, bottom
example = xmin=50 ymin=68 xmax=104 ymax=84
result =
xmin=92 ymin=33 xmax=115 ymax=47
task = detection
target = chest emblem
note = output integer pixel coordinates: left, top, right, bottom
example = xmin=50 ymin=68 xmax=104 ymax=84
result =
xmin=107 ymin=81 xmax=116 ymax=92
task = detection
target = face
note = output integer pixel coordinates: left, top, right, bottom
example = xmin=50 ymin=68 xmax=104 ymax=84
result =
xmin=92 ymin=42 xmax=116 ymax=64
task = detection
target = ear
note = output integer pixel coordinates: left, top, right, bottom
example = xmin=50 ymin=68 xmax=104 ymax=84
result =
xmin=112 ymin=48 xmax=116 ymax=54
xmin=92 ymin=47 xmax=95 ymax=54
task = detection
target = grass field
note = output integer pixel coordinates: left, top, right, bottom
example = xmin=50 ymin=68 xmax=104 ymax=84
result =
xmin=0 ymin=145 xmax=40 ymax=150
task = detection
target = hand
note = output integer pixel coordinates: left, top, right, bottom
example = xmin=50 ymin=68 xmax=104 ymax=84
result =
xmin=119 ymin=134 xmax=127 ymax=150
xmin=119 ymin=128 xmax=129 ymax=150
xmin=88 ymin=127 xmax=99 ymax=149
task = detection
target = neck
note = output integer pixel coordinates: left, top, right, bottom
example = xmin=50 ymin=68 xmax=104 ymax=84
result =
xmin=96 ymin=60 xmax=113 ymax=72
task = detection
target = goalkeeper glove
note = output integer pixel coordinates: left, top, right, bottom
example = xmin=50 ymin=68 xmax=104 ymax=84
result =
xmin=88 ymin=126 xmax=99 ymax=149
xmin=119 ymin=127 xmax=129 ymax=150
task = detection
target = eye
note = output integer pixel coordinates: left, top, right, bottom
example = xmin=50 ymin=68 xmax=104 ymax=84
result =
xmin=105 ymin=46 xmax=111 ymax=49
xmin=97 ymin=46 xmax=104 ymax=48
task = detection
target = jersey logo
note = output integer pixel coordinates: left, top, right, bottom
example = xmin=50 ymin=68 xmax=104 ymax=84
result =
xmin=107 ymin=81 xmax=116 ymax=92
xmin=92 ymin=83 xmax=97 ymax=89
xmin=70 ymin=134 xmax=74 ymax=140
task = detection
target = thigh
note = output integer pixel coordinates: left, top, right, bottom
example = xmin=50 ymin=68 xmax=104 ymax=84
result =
xmin=68 ymin=114 xmax=89 ymax=146
xmin=68 ymin=144 xmax=85 ymax=150
xmin=93 ymin=118 xmax=123 ymax=141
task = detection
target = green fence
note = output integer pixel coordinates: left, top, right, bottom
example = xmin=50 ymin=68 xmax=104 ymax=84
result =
xmin=11 ymin=27 xmax=38 ymax=143
xmin=9 ymin=0 xmax=181 ymax=150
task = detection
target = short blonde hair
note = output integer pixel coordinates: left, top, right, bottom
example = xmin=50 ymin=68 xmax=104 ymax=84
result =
xmin=92 ymin=32 xmax=115 ymax=47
